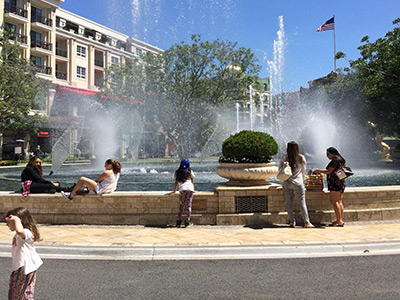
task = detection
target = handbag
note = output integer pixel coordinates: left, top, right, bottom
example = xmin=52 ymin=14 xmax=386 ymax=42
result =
xmin=335 ymin=166 xmax=354 ymax=180
xmin=277 ymin=161 xmax=292 ymax=181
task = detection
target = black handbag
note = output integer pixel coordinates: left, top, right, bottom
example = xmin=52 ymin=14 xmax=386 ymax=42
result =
xmin=335 ymin=166 xmax=354 ymax=180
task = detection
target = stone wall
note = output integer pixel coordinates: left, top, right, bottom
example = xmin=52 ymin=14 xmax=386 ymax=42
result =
xmin=1 ymin=184 xmax=400 ymax=225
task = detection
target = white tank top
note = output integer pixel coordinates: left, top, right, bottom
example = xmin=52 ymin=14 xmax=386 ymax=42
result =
xmin=96 ymin=172 xmax=120 ymax=194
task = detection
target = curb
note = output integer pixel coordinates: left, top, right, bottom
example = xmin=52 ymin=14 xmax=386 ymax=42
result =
xmin=1 ymin=242 xmax=400 ymax=260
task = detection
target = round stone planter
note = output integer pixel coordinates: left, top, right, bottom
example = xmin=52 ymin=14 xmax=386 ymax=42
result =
xmin=216 ymin=162 xmax=279 ymax=186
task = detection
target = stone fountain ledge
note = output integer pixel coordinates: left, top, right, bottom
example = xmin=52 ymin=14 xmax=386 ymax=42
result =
xmin=1 ymin=185 xmax=400 ymax=225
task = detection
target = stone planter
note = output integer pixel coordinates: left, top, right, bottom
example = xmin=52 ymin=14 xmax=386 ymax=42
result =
xmin=216 ymin=162 xmax=279 ymax=186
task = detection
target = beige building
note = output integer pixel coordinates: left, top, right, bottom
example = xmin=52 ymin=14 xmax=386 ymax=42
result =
xmin=1 ymin=0 xmax=162 ymax=114
xmin=1 ymin=0 xmax=162 ymax=159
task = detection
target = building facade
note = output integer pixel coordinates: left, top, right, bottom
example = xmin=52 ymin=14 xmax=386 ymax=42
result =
xmin=1 ymin=0 xmax=162 ymax=159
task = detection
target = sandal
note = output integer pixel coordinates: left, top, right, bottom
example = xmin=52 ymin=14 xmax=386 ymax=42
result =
xmin=289 ymin=223 xmax=296 ymax=228
xmin=333 ymin=223 xmax=345 ymax=227
xmin=304 ymin=224 xmax=315 ymax=228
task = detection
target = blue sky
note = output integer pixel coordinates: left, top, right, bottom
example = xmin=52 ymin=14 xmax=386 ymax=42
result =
xmin=60 ymin=0 xmax=399 ymax=92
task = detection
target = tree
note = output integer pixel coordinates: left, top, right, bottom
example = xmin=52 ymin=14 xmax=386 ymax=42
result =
xmin=0 ymin=30 xmax=47 ymax=160
xmin=102 ymin=35 xmax=261 ymax=158
xmin=348 ymin=18 xmax=400 ymax=135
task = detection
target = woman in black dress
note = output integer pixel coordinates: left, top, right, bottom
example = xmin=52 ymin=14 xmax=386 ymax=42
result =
xmin=315 ymin=147 xmax=346 ymax=226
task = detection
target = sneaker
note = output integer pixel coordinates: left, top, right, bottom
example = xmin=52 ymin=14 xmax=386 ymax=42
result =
xmin=176 ymin=220 xmax=182 ymax=228
xmin=61 ymin=191 xmax=73 ymax=200
xmin=304 ymin=224 xmax=315 ymax=228
xmin=184 ymin=220 xmax=193 ymax=228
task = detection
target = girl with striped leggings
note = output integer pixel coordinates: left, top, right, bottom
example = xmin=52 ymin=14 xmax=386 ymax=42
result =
xmin=171 ymin=159 xmax=196 ymax=227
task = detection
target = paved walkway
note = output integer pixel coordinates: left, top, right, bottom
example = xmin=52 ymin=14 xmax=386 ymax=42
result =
xmin=1 ymin=221 xmax=400 ymax=248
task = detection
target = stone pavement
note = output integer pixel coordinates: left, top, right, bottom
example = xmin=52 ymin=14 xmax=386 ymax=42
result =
xmin=0 ymin=220 xmax=400 ymax=260
xmin=1 ymin=221 xmax=400 ymax=248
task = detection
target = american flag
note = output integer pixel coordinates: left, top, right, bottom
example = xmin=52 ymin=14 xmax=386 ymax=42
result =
xmin=317 ymin=17 xmax=335 ymax=32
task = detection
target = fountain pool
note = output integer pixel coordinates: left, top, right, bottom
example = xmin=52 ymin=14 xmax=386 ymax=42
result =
xmin=1 ymin=161 xmax=400 ymax=192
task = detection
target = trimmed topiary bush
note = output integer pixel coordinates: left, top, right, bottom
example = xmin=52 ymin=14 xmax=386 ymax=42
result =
xmin=219 ymin=130 xmax=278 ymax=163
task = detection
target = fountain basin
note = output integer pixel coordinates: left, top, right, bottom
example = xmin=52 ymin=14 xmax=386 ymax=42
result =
xmin=1 ymin=185 xmax=400 ymax=226
xmin=216 ymin=162 xmax=278 ymax=186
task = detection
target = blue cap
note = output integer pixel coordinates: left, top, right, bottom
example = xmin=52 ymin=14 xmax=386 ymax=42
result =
xmin=179 ymin=159 xmax=190 ymax=171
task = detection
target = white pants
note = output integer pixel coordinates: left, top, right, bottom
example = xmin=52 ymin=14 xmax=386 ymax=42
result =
xmin=282 ymin=181 xmax=311 ymax=225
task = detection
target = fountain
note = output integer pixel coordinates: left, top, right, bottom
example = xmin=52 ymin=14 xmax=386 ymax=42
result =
xmin=1 ymin=4 xmax=400 ymax=227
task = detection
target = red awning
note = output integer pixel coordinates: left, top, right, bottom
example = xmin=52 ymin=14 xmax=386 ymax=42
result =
xmin=37 ymin=131 xmax=50 ymax=137
xmin=56 ymin=85 xmax=98 ymax=96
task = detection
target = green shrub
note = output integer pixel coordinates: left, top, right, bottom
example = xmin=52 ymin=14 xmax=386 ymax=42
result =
xmin=0 ymin=160 xmax=18 ymax=166
xmin=219 ymin=130 xmax=278 ymax=163
xmin=66 ymin=156 xmax=85 ymax=161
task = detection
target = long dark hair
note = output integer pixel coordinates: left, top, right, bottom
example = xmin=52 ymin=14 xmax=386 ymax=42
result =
xmin=287 ymin=141 xmax=302 ymax=171
xmin=175 ymin=169 xmax=192 ymax=183
xmin=6 ymin=207 xmax=42 ymax=242
xmin=106 ymin=159 xmax=122 ymax=174
xmin=27 ymin=156 xmax=43 ymax=177
xmin=327 ymin=147 xmax=346 ymax=165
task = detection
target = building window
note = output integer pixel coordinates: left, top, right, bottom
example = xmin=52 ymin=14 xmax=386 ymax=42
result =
xmin=30 ymin=31 xmax=41 ymax=43
xmin=77 ymin=45 xmax=86 ymax=57
xmin=4 ymin=22 xmax=17 ymax=32
xmin=111 ymin=56 xmax=119 ymax=64
xmin=136 ymin=48 xmax=142 ymax=56
xmin=30 ymin=56 xmax=42 ymax=67
xmin=77 ymin=66 xmax=86 ymax=79
xmin=5 ymin=0 xmax=17 ymax=5
xmin=31 ymin=6 xmax=42 ymax=23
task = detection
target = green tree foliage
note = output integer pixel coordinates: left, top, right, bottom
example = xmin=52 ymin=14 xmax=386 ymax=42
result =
xmin=101 ymin=35 xmax=261 ymax=158
xmin=321 ymin=18 xmax=400 ymax=140
xmin=0 ymin=30 xmax=47 ymax=139
xmin=348 ymin=18 xmax=400 ymax=135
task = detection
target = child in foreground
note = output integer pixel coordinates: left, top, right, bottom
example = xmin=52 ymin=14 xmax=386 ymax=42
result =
xmin=171 ymin=159 xmax=196 ymax=227
xmin=6 ymin=207 xmax=43 ymax=300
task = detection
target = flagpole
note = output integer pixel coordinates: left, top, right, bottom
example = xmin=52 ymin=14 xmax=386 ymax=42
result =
xmin=333 ymin=14 xmax=337 ymax=71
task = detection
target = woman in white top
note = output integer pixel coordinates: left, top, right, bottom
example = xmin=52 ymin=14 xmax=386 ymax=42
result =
xmin=278 ymin=141 xmax=314 ymax=228
xmin=62 ymin=159 xmax=121 ymax=200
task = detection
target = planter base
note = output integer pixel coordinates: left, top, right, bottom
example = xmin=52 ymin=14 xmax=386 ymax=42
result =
xmin=225 ymin=180 xmax=273 ymax=186
xmin=216 ymin=162 xmax=278 ymax=186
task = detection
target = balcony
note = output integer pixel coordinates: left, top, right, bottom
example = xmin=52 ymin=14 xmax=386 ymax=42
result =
xmin=4 ymin=3 xmax=28 ymax=22
xmin=31 ymin=40 xmax=52 ymax=52
xmin=31 ymin=14 xmax=53 ymax=31
xmin=56 ymin=71 xmax=67 ymax=80
xmin=56 ymin=48 xmax=68 ymax=58
xmin=31 ymin=14 xmax=52 ymax=26
xmin=94 ymin=59 xmax=104 ymax=68
xmin=10 ymin=33 xmax=28 ymax=45
xmin=35 ymin=65 xmax=52 ymax=75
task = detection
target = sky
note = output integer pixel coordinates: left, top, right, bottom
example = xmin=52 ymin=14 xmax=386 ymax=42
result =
xmin=60 ymin=0 xmax=399 ymax=92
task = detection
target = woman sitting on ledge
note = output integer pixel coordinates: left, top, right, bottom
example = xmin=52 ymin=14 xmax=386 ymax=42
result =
xmin=21 ymin=156 xmax=67 ymax=195
xmin=61 ymin=159 xmax=121 ymax=200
